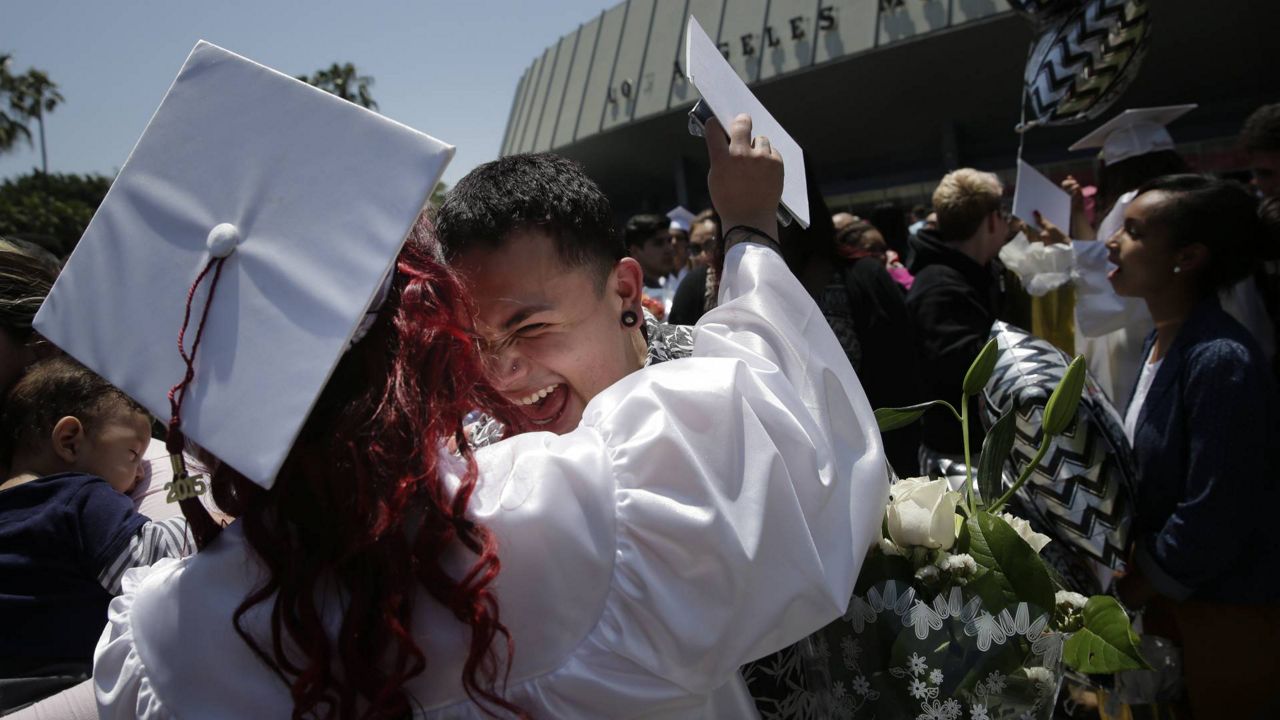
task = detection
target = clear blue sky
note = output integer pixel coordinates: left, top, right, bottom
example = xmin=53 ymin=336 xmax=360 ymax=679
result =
xmin=2 ymin=0 xmax=616 ymax=186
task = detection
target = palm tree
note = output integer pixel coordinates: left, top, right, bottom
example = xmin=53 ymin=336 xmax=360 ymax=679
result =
xmin=0 ymin=54 xmax=33 ymax=154
xmin=7 ymin=68 xmax=63 ymax=174
xmin=429 ymin=181 xmax=448 ymax=209
xmin=296 ymin=63 xmax=378 ymax=110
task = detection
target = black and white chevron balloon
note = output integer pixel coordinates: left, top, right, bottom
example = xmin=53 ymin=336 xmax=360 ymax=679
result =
xmin=981 ymin=322 xmax=1137 ymax=587
xmin=919 ymin=322 xmax=1136 ymax=592
xmin=1022 ymin=0 xmax=1151 ymax=128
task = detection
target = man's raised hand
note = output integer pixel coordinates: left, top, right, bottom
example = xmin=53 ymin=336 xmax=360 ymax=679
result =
xmin=704 ymin=114 xmax=783 ymax=243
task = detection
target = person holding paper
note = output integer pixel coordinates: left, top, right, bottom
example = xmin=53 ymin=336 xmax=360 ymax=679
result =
xmin=61 ymin=62 xmax=886 ymax=717
xmin=1030 ymin=105 xmax=1274 ymax=404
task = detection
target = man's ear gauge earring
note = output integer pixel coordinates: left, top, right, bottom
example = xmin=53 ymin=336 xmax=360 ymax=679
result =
xmin=621 ymin=310 xmax=639 ymax=327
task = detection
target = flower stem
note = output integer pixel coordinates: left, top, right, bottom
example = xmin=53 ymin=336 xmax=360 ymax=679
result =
xmin=961 ymin=394 xmax=975 ymax=515
xmin=990 ymin=432 xmax=1052 ymax=513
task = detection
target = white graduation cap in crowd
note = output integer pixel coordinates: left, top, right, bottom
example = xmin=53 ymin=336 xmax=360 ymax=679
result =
xmin=33 ymin=41 xmax=454 ymax=489
xmin=667 ymin=206 xmax=696 ymax=232
xmin=1069 ymin=104 xmax=1197 ymax=165
xmin=685 ymin=16 xmax=810 ymax=228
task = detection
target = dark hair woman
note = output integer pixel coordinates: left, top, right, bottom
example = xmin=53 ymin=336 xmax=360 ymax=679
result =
xmin=0 ymin=242 xmax=60 ymax=409
xmin=1107 ymin=174 xmax=1280 ymax=719
xmin=90 ymin=116 xmax=890 ymax=719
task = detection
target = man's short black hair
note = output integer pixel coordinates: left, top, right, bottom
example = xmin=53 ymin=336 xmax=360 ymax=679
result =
xmin=1241 ymin=103 xmax=1280 ymax=154
xmin=622 ymin=214 xmax=669 ymax=249
xmin=434 ymin=153 xmax=622 ymax=289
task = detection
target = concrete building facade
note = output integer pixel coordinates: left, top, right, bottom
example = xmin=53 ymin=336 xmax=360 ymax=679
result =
xmin=501 ymin=0 xmax=1280 ymax=215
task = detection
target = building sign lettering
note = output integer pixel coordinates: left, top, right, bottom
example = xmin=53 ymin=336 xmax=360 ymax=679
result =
xmin=789 ymin=16 xmax=807 ymax=40
xmin=818 ymin=5 xmax=837 ymax=30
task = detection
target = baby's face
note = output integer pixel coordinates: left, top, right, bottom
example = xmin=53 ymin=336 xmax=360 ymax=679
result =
xmin=77 ymin=410 xmax=151 ymax=494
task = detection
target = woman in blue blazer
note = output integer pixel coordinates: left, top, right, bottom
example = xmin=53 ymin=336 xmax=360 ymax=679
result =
xmin=1106 ymin=174 xmax=1279 ymax=718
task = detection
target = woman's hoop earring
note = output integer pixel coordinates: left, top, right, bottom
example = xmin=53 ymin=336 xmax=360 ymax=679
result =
xmin=621 ymin=310 xmax=639 ymax=327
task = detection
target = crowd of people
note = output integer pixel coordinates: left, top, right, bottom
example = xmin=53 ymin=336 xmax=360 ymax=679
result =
xmin=615 ymin=102 xmax=1280 ymax=717
xmin=0 ymin=48 xmax=1278 ymax=717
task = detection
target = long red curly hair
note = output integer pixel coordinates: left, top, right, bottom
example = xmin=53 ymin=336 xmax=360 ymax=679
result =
xmin=207 ymin=220 xmax=528 ymax=718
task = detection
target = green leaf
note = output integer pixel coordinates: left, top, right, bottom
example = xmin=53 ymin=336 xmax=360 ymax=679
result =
xmin=976 ymin=410 xmax=1016 ymax=508
xmin=1042 ymin=356 xmax=1086 ymax=436
xmin=952 ymin=512 xmax=972 ymax=553
xmin=965 ymin=512 xmax=1056 ymax=617
xmin=964 ymin=570 xmax=1008 ymax=611
xmin=962 ymin=338 xmax=1000 ymax=396
xmin=874 ymin=400 xmax=958 ymax=433
xmin=1063 ymin=595 xmax=1150 ymax=673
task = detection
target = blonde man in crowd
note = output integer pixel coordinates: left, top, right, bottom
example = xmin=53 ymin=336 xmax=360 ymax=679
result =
xmin=905 ymin=169 xmax=1012 ymax=463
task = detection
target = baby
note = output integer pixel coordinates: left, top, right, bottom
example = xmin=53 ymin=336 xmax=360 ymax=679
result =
xmin=0 ymin=356 xmax=189 ymax=686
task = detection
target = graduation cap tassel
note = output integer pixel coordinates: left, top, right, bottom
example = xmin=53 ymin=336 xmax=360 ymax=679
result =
xmin=167 ymin=255 xmax=227 ymax=451
xmin=165 ymin=254 xmax=229 ymax=548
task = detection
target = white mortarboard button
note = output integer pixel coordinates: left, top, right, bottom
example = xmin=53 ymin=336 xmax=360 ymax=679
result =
xmin=206 ymin=223 xmax=241 ymax=258
xmin=33 ymin=41 xmax=455 ymax=490
xmin=1069 ymin=104 xmax=1198 ymax=165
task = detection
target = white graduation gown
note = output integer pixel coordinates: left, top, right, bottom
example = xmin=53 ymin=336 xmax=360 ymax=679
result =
xmin=92 ymin=242 xmax=890 ymax=719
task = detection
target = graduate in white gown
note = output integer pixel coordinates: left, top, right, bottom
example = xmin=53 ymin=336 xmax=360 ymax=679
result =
xmin=32 ymin=44 xmax=887 ymax=720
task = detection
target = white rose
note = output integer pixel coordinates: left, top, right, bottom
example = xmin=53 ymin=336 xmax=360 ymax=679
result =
xmin=999 ymin=513 xmax=1052 ymax=554
xmin=886 ymin=477 xmax=962 ymax=550
xmin=1054 ymin=590 xmax=1087 ymax=610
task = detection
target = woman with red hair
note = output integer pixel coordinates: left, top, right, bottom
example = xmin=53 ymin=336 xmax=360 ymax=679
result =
xmin=84 ymin=116 xmax=888 ymax=719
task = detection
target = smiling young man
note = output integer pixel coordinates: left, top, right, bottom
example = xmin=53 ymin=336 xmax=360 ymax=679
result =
xmin=434 ymin=153 xmax=693 ymax=441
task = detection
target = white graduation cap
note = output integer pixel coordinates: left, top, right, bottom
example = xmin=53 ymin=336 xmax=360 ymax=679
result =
xmin=685 ymin=17 xmax=810 ymax=228
xmin=33 ymin=41 xmax=454 ymax=489
xmin=1069 ymin=104 xmax=1197 ymax=165
xmin=666 ymin=206 xmax=696 ymax=232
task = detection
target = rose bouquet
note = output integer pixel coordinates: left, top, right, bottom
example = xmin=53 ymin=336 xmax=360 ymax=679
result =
xmin=806 ymin=340 xmax=1148 ymax=719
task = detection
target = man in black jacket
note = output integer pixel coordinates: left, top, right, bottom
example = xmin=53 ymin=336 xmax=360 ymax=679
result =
xmin=907 ymin=168 xmax=1011 ymax=459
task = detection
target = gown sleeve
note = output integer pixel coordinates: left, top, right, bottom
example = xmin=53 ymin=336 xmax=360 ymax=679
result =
xmin=93 ymin=559 xmax=185 ymax=719
xmin=597 ymin=242 xmax=888 ymax=688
